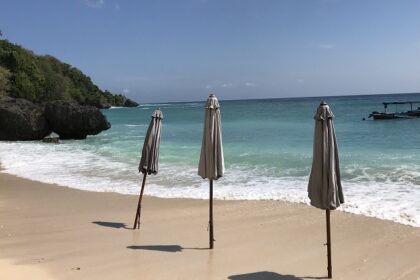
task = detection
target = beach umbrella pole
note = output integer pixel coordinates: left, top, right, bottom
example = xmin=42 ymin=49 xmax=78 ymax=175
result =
xmin=209 ymin=179 xmax=214 ymax=249
xmin=133 ymin=172 xmax=147 ymax=230
xmin=326 ymin=209 xmax=332 ymax=278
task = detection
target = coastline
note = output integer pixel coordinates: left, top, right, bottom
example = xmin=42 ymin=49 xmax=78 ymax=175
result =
xmin=1 ymin=171 xmax=419 ymax=279
xmin=2 ymin=93 xmax=420 ymax=228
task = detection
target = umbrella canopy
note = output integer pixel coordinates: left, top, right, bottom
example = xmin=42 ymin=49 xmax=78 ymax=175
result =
xmin=133 ymin=108 xmax=163 ymax=229
xmin=198 ymin=94 xmax=224 ymax=249
xmin=198 ymin=94 xmax=224 ymax=180
xmin=308 ymin=101 xmax=344 ymax=210
xmin=139 ymin=109 xmax=163 ymax=175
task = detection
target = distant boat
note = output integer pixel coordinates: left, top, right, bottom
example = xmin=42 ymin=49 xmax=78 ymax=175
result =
xmin=368 ymin=111 xmax=405 ymax=120
xmin=368 ymin=101 xmax=420 ymax=120
xmin=405 ymin=108 xmax=420 ymax=117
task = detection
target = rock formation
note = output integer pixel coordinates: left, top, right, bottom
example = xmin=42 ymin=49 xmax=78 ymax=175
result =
xmin=44 ymin=101 xmax=111 ymax=140
xmin=0 ymin=97 xmax=111 ymax=141
xmin=0 ymin=96 xmax=50 ymax=140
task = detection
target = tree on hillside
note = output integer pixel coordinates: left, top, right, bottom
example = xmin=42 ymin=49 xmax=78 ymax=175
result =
xmin=0 ymin=39 xmax=138 ymax=107
xmin=0 ymin=66 xmax=11 ymax=96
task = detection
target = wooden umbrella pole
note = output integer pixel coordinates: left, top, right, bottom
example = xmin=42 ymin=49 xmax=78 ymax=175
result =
xmin=326 ymin=209 xmax=332 ymax=278
xmin=133 ymin=172 xmax=147 ymax=230
xmin=209 ymin=179 xmax=214 ymax=249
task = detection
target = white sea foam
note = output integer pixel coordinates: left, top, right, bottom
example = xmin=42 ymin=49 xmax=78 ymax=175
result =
xmin=0 ymin=142 xmax=419 ymax=227
xmin=123 ymin=124 xmax=146 ymax=127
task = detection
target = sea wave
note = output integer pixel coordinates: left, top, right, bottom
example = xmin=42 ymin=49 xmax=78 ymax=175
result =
xmin=0 ymin=141 xmax=419 ymax=227
xmin=123 ymin=124 xmax=146 ymax=127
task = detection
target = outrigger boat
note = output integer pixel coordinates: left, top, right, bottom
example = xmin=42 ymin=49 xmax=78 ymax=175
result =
xmin=369 ymin=101 xmax=420 ymax=120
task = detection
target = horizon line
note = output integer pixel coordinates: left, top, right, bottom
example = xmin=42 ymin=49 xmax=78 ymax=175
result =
xmin=138 ymin=91 xmax=420 ymax=105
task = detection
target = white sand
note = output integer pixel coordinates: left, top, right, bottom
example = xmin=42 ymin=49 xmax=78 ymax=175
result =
xmin=1 ymin=172 xmax=419 ymax=279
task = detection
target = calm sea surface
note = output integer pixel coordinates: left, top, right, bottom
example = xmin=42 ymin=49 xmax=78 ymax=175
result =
xmin=1 ymin=93 xmax=419 ymax=226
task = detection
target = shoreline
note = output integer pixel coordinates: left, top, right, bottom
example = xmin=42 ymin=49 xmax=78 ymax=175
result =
xmin=0 ymin=165 xmax=418 ymax=228
xmin=1 ymin=171 xmax=419 ymax=279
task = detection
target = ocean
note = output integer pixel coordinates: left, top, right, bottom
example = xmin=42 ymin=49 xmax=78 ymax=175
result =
xmin=1 ymin=93 xmax=419 ymax=227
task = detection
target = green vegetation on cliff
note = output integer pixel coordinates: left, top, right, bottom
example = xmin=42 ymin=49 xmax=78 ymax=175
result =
xmin=0 ymin=39 xmax=138 ymax=108
xmin=0 ymin=65 xmax=11 ymax=96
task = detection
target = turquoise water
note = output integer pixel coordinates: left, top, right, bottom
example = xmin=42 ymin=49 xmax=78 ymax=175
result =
xmin=1 ymin=93 xmax=419 ymax=226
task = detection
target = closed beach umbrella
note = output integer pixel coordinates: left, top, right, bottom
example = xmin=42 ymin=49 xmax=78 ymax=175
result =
xmin=308 ymin=101 xmax=344 ymax=278
xmin=133 ymin=108 xmax=163 ymax=229
xmin=198 ymin=94 xmax=224 ymax=249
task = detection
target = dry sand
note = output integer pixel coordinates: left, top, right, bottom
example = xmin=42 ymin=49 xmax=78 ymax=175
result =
xmin=0 ymin=172 xmax=419 ymax=280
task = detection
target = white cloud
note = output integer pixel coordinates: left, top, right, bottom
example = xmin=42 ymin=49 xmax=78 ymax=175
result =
xmin=296 ymin=79 xmax=304 ymax=84
xmin=415 ymin=40 xmax=420 ymax=46
xmin=123 ymin=88 xmax=129 ymax=94
xmin=85 ymin=0 xmax=104 ymax=8
xmin=115 ymin=3 xmax=120 ymax=10
xmin=205 ymin=85 xmax=212 ymax=89
xmin=317 ymin=44 xmax=336 ymax=49
xmin=221 ymin=83 xmax=234 ymax=88
xmin=245 ymin=82 xmax=257 ymax=87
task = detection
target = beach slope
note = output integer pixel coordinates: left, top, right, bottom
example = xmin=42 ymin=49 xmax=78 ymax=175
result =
xmin=0 ymin=172 xmax=419 ymax=280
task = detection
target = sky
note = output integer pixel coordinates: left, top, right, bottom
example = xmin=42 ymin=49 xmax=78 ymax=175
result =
xmin=1 ymin=0 xmax=420 ymax=103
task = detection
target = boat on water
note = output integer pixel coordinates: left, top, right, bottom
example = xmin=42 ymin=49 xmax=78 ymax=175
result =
xmin=368 ymin=101 xmax=420 ymax=120
xmin=405 ymin=108 xmax=420 ymax=117
xmin=368 ymin=111 xmax=406 ymax=120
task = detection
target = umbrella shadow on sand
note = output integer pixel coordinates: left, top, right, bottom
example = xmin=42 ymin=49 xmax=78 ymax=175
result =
xmin=127 ymin=245 xmax=208 ymax=253
xmin=92 ymin=221 xmax=129 ymax=229
xmin=228 ymin=272 xmax=326 ymax=280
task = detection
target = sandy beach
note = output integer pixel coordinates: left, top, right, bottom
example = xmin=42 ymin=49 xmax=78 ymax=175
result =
xmin=0 ymin=172 xmax=419 ymax=280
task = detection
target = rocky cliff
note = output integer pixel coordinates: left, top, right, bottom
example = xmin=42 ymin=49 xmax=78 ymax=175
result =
xmin=0 ymin=96 xmax=111 ymax=140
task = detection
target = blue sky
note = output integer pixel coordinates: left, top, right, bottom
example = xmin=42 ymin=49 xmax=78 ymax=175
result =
xmin=1 ymin=0 xmax=420 ymax=102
